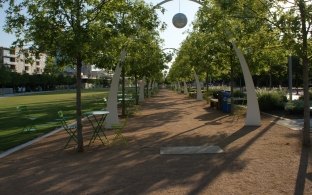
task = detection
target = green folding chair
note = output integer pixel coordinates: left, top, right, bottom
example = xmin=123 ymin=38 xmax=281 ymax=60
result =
xmin=57 ymin=111 xmax=78 ymax=149
xmin=111 ymin=118 xmax=128 ymax=146
xmin=16 ymin=105 xmax=37 ymax=132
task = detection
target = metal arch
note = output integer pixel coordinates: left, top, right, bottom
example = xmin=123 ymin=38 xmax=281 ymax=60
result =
xmin=162 ymin=47 xmax=179 ymax=52
xmin=154 ymin=0 xmax=203 ymax=8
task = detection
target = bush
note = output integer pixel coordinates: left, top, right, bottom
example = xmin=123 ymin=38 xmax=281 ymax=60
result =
xmin=204 ymin=88 xmax=216 ymax=98
xmin=285 ymin=100 xmax=312 ymax=114
xmin=232 ymin=90 xmax=246 ymax=98
xmin=284 ymin=100 xmax=304 ymax=114
xmin=204 ymin=89 xmax=216 ymax=100
xmin=257 ymin=90 xmax=287 ymax=111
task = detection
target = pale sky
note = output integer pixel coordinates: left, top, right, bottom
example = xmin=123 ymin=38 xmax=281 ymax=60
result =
xmin=0 ymin=0 xmax=200 ymax=49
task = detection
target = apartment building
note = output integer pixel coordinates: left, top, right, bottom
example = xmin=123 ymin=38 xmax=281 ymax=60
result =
xmin=0 ymin=47 xmax=47 ymax=75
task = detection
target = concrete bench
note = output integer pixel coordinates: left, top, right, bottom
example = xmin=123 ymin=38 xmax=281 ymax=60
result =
xmin=210 ymin=98 xmax=219 ymax=108
xmin=233 ymin=97 xmax=246 ymax=105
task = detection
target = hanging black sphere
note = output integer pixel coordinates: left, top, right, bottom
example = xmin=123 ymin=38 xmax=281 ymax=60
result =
xmin=172 ymin=13 xmax=188 ymax=28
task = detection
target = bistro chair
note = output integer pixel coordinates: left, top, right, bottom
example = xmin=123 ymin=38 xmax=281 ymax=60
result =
xmin=57 ymin=111 xmax=78 ymax=149
xmin=16 ymin=105 xmax=37 ymax=132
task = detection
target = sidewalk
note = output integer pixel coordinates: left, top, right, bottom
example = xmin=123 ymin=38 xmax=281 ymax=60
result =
xmin=0 ymin=89 xmax=311 ymax=194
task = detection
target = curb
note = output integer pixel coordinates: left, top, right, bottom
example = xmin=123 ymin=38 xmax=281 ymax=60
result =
xmin=0 ymin=127 xmax=63 ymax=159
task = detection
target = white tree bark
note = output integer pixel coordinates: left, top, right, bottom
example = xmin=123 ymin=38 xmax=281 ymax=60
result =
xmin=105 ymin=50 xmax=126 ymax=128
xmin=194 ymin=72 xmax=203 ymax=100
xmin=139 ymin=76 xmax=145 ymax=102
xmin=232 ymin=42 xmax=261 ymax=126
xmin=105 ymin=63 xmax=121 ymax=128
xmin=183 ymin=81 xmax=189 ymax=95
xmin=148 ymin=80 xmax=152 ymax=97
xmin=177 ymin=82 xmax=181 ymax=92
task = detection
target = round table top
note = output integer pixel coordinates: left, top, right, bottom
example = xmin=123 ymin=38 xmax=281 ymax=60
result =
xmin=85 ymin=110 xmax=109 ymax=116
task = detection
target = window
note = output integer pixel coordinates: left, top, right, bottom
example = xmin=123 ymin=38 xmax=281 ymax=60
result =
xmin=10 ymin=58 xmax=15 ymax=62
xmin=36 ymin=61 xmax=40 ymax=66
xmin=36 ymin=68 xmax=40 ymax=73
xmin=24 ymin=52 xmax=29 ymax=58
xmin=25 ymin=66 xmax=29 ymax=71
xmin=10 ymin=49 xmax=15 ymax=55
xmin=10 ymin=65 xmax=15 ymax=70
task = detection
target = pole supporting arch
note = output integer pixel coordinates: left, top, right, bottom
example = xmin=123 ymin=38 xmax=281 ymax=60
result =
xmin=154 ymin=0 xmax=261 ymax=126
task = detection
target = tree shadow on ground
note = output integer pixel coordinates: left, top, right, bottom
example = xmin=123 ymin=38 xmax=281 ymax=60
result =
xmin=187 ymin=119 xmax=277 ymax=195
xmin=1 ymin=89 xmax=305 ymax=194
xmin=294 ymin=138 xmax=312 ymax=195
xmin=0 ymin=119 xmax=277 ymax=195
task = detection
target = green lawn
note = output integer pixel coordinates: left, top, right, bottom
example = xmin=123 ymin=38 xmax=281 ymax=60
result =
xmin=0 ymin=88 xmax=109 ymax=152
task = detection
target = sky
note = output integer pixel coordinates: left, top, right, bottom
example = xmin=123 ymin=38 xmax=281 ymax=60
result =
xmin=0 ymin=0 xmax=200 ymax=49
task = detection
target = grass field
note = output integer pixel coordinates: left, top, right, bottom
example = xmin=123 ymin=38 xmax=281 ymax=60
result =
xmin=0 ymin=89 xmax=109 ymax=152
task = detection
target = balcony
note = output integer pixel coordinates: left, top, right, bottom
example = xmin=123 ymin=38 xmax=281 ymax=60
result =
xmin=4 ymin=61 xmax=17 ymax=66
xmin=3 ymin=50 xmax=17 ymax=58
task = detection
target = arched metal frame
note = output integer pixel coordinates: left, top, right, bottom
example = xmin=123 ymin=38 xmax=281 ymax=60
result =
xmin=154 ymin=0 xmax=261 ymax=126
xmin=155 ymin=0 xmax=203 ymax=7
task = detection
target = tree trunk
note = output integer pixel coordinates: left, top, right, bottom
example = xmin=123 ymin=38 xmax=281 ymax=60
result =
xmin=230 ymin=55 xmax=234 ymax=114
xmin=121 ymin=63 xmax=126 ymax=117
xmin=146 ymin=79 xmax=149 ymax=97
xmin=76 ymin=56 xmax=84 ymax=152
xmin=299 ymin=0 xmax=310 ymax=146
xmin=205 ymin=71 xmax=209 ymax=91
xmin=135 ymin=74 xmax=138 ymax=105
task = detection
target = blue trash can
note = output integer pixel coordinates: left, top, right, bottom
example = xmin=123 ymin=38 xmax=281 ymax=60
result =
xmin=222 ymin=91 xmax=231 ymax=113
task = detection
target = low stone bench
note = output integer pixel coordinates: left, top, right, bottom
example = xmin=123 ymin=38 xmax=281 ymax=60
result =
xmin=233 ymin=97 xmax=247 ymax=105
xmin=210 ymin=98 xmax=219 ymax=108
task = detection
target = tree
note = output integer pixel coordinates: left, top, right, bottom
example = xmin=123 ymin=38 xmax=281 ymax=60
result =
xmin=235 ymin=0 xmax=312 ymax=145
xmin=126 ymin=29 xmax=164 ymax=104
xmin=43 ymin=56 xmax=65 ymax=76
xmin=4 ymin=0 xmax=163 ymax=151
xmin=213 ymin=0 xmax=311 ymax=146
xmin=0 ymin=66 xmax=11 ymax=88
xmin=88 ymin=0 xmax=163 ymax=115
xmin=5 ymin=0 xmax=114 ymax=152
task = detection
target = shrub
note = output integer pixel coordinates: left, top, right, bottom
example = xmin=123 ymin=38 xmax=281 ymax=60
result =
xmin=284 ymin=100 xmax=304 ymax=114
xmin=204 ymin=88 xmax=218 ymax=100
xmin=232 ymin=90 xmax=246 ymax=98
xmin=257 ymin=90 xmax=287 ymax=111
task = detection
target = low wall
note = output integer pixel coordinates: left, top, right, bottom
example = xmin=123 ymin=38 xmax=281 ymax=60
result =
xmin=0 ymin=88 xmax=13 ymax=95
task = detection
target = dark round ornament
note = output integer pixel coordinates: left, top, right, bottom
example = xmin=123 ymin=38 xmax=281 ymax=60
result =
xmin=172 ymin=13 xmax=188 ymax=28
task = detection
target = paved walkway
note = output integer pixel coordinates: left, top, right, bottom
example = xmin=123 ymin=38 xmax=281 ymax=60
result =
xmin=0 ymin=89 xmax=311 ymax=194
xmin=276 ymin=118 xmax=312 ymax=131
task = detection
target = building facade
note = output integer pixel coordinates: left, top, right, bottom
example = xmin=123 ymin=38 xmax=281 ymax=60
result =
xmin=0 ymin=47 xmax=47 ymax=75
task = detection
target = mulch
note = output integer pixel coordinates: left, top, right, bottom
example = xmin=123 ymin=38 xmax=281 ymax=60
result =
xmin=0 ymin=89 xmax=311 ymax=195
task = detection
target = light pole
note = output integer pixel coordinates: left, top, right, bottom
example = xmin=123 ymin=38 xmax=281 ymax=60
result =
xmin=154 ymin=0 xmax=261 ymax=126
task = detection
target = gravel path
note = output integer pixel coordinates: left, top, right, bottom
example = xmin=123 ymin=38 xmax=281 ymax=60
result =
xmin=0 ymin=89 xmax=311 ymax=194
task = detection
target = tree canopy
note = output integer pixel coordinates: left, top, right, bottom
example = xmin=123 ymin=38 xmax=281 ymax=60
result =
xmin=4 ymin=0 xmax=166 ymax=152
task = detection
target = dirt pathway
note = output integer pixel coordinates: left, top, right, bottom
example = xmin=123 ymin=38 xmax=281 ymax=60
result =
xmin=0 ymin=89 xmax=311 ymax=194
